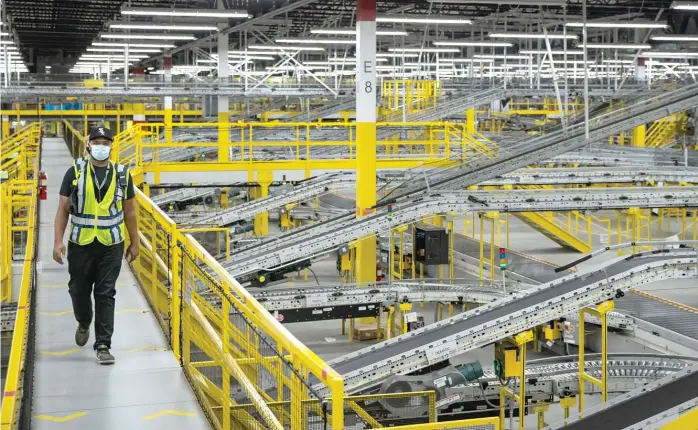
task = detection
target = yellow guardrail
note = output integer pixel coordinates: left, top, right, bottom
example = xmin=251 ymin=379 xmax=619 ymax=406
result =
xmin=130 ymin=187 xmax=345 ymax=429
xmin=112 ymin=121 xmax=498 ymax=176
xmin=61 ymin=119 xmax=86 ymax=158
xmin=0 ymin=158 xmax=39 ymax=429
xmin=1 ymin=122 xmax=40 ymax=182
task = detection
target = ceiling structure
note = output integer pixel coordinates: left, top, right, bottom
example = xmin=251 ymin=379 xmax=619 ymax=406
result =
xmin=0 ymin=0 xmax=691 ymax=73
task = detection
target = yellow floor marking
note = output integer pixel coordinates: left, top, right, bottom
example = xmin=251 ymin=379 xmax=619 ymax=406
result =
xmin=40 ymin=348 xmax=81 ymax=356
xmin=35 ymin=412 xmax=88 ymax=422
xmin=116 ymin=309 xmax=149 ymax=314
xmin=142 ymin=410 xmax=197 ymax=420
xmin=125 ymin=346 xmax=169 ymax=353
xmin=39 ymin=311 xmax=72 ymax=316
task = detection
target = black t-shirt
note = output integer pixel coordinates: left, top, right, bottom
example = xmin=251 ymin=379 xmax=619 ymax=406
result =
xmin=59 ymin=162 xmax=135 ymax=202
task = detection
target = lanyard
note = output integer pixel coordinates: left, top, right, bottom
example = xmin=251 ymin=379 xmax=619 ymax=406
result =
xmin=90 ymin=162 xmax=111 ymax=200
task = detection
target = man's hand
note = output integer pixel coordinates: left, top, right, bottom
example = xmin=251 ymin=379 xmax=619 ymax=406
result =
xmin=125 ymin=243 xmax=140 ymax=263
xmin=53 ymin=241 xmax=66 ymax=264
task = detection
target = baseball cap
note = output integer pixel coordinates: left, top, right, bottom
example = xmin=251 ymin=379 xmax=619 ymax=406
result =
xmin=88 ymin=127 xmax=114 ymax=142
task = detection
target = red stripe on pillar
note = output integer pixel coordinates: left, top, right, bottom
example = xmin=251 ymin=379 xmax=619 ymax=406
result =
xmin=357 ymin=0 xmax=376 ymax=21
xmin=164 ymin=56 xmax=172 ymax=70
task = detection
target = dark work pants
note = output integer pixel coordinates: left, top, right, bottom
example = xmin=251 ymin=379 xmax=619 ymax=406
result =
xmin=67 ymin=240 xmax=123 ymax=350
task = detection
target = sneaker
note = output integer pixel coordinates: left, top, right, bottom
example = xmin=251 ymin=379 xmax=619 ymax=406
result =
xmin=95 ymin=346 xmax=115 ymax=365
xmin=75 ymin=326 xmax=89 ymax=347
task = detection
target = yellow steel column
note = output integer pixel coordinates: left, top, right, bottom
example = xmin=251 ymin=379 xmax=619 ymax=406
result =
xmin=466 ymin=108 xmax=476 ymax=134
xmin=355 ymin=0 xmax=377 ymax=290
xmin=253 ymin=171 xmax=273 ymax=236
xmin=164 ymin=55 xmax=173 ymax=145
xmin=1 ymin=116 xmax=9 ymax=139
xmin=631 ymin=124 xmax=646 ymax=147
xmin=217 ymin=14 xmax=231 ymax=162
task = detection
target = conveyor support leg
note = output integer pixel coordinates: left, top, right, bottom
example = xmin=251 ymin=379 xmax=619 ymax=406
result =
xmin=252 ymin=171 xmax=273 ymax=236
xmin=578 ymin=300 xmax=614 ymax=416
xmin=631 ymin=124 xmax=646 ymax=147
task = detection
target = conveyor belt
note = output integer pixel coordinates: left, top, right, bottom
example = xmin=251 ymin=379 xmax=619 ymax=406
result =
xmin=311 ymin=248 xmax=697 ymax=395
xmin=223 ymin=187 xmax=698 ymax=280
xmin=248 ymin=281 xmax=632 ymax=329
xmin=171 ymin=167 xmax=698 ymax=226
xmin=550 ymin=365 xmax=698 ymax=430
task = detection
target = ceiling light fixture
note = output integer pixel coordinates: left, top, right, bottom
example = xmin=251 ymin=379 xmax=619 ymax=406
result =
xmin=651 ymin=35 xmax=698 ymax=42
xmin=92 ymin=42 xmax=176 ymax=48
xmin=376 ymin=14 xmax=472 ymax=25
xmin=120 ymin=7 xmax=249 ymax=18
xmin=636 ymin=51 xmax=698 ymax=58
xmin=388 ymin=47 xmax=460 ymax=53
xmin=310 ymin=28 xmax=409 ymax=36
xmin=276 ymin=37 xmax=355 ymax=45
xmin=580 ymin=43 xmax=651 ymax=49
xmin=520 ymin=49 xmax=584 ymax=55
xmin=100 ymin=33 xmax=196 ymax=40
xmin=109 ymin=23 xmax=218 ymax=31
xmin=87 ymin=47 xmax=162 ymax=53
xmin=376 ymin=52 xmax=421 ymax=57
xmin=489 ymin=32 xmax=577 ymax=40
xmin=566 ymin=21 xmax=667 ymax=29
xmin=433 ymin=41 xmax=513 ymax=47
xmin=671 ymin=1 xmax=698 ymax=10
xmin=248 ymin=44 xmax=325 ymax=51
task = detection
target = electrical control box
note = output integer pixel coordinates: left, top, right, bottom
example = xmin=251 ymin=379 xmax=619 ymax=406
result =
xmin=414 ymin=225 xmax=449 ymax=265
xmin=494 ymin=341 xmax=522 ymax=379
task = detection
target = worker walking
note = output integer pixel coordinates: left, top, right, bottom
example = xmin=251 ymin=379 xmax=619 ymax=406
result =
xmin=52 ymin=127 xmax=139 ymax=365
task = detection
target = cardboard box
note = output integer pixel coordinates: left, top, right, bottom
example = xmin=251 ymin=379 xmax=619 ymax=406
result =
xmin=353 ymin=327 xmax=384 ymax=341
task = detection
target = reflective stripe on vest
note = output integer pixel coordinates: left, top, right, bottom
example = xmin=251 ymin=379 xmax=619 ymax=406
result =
xmin=69 ymin=159 xmax=127 ymax=246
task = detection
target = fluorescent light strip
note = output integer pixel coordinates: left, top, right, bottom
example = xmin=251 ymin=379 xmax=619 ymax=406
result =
xmin=87 ymin=47 xmax=162 ymax=53
xmin=433 ymin=41 xmax=512 ymax=47
xmin=671 ymin=2 xmax=698 ymax=10
xmin=580 ymin=43 xmax=651 ymax=49
xmin=276 ymin=38 xmax=355 ymax=45
xmin=566 ymin=21 xmax=667 ymax=29
xmin=101 ymin=33 xmax=195 ymax=40
xmin=388 ymin=47 xmax=460 ymax=53
xmin=93 ymin=42 xmax=176 ymax=48
xmin=248 ymin=44 xmax=325 ymax=51
xmin=651 ymin=35 xmax=698 ymax=42
xmin=121 ymin=7 xmax=249 ymax=18
xmin=474 ymin=54 xmax=529 ymax=60
xmin=376 ymin=14 xmax=472 ymax=25
xmin=637 ymin=51 xmax=698 ymax=58
xmin=310 ymin=28 xmax=409 ymax=36
xmin=520 ymin=49 xmax=584 ymax=55
xmin=489 ymin=32 xmax=577 ymax=40
xmin=109 ymin=23 xmax=218 ymax=31
xmin=376 ymin=52 xmax=421 ymax=58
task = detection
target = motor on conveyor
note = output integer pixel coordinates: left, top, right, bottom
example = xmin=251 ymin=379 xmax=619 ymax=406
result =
xmin=377 ymin=361 xmax=483 ymax=418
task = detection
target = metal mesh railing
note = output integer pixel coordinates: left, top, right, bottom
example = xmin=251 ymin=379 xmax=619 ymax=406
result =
xmin=179 ymin=245 xmax=326 ymax=430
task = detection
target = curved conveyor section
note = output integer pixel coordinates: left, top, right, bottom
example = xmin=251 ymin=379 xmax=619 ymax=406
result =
xmin=309 ymin=248 xmax=698 ymax=396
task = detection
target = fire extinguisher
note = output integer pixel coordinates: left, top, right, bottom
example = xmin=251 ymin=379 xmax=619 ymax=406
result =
xmin=39 ymin=171 xmax=47 ymax=201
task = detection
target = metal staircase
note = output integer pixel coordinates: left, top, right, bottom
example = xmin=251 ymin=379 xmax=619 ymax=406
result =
xmin=514 ymin=211 xmax=591 ymax=253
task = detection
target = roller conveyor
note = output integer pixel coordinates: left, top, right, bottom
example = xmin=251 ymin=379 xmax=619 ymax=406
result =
xmin=310 ymin=248 xmax=698 ymax=396
xmin=223 ymin=187 xmax=698 ymax=279
xmin=247 ymin=281 xmax=632 ymax=329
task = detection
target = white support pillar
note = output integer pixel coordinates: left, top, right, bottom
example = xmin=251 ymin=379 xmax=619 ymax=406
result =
xmin=217 ymin=0 xmax=230 ymax=162
xmin=124 ymin=45 xmax=129 ymax=89
xmin=355 ymin=0 xmax=377 ymax=287
xmin=582 ymin=0 xmax=590 ymax=139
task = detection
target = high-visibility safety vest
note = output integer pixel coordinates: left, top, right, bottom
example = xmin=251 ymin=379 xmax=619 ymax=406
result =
xmin=69 ymin=158 xmax=128 ymax=246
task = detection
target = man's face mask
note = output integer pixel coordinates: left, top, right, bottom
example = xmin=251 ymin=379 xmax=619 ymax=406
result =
xmin=89 ymin=140 xmax=111 ymax=161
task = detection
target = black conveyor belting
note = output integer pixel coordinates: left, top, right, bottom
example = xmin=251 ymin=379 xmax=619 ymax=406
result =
xmin=562 ymin=370 xmax=698 ymax=429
